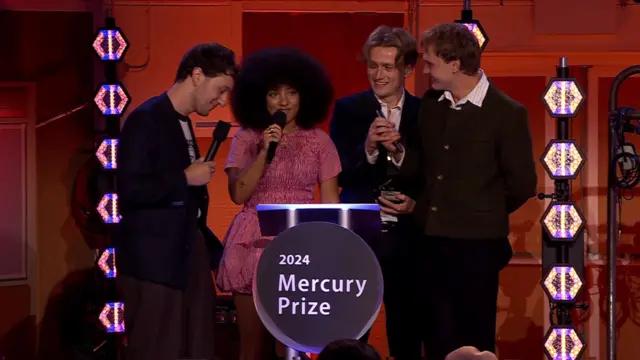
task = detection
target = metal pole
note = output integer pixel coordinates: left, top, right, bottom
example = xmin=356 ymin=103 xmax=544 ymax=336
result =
xmin=606 ymin=64 xmax=640 ymax=360
xmin=555 ymin=57 xmax=572 ymax=326
xmin=606 ymin=87 xmax=618 ymax=360
xmin=285 ymin=346 xmax=300 ymax=360
xmin=556 ymin=57 xmax=570 ymax=143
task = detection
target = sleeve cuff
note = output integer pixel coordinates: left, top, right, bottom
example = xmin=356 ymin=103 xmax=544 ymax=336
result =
xmin=365 ymin=149 xmax=379 ymax=164
xmin=391 ymin=145 xmax=405 ymax=167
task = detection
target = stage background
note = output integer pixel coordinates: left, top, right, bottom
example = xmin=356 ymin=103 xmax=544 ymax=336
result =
xmin=2 ymin=1 xmax=640 ymax=359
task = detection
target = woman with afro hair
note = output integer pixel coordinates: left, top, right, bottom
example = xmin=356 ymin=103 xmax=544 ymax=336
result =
xmin=216 ymin=47 xmax=341 ymax=359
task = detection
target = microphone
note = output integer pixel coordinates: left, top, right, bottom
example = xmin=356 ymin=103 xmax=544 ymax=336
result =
xmin=204 ymin=120 xmax=232 ymax=162
xmin=267 ymin=110 xmax=286 ymax=164
xmin=376 ymin=109 xmax=402 ymax=150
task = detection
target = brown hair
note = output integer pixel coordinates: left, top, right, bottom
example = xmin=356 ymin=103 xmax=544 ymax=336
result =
xmin=420 ymin=23 xmax=481 ymax=75
xmin=362 ymin=25 xmax=418 ymax=68
xmin=174 ymin=42 xmax=238 ymax=83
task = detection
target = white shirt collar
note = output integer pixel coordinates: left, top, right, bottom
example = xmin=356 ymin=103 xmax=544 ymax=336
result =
xmin=375 ymin=89 xmax=405 ymax=110
xmin=438 ymin=69 xmax=490 ymax=108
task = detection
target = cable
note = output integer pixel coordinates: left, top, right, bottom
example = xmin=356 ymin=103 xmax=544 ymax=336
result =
xmin=613 ymin=142 xmax=640 ymax=189
xmin=618 ymin=193 xmax=623 ymax=245
xmin=124 ymin=0 xmax=151 ymax=72
xmin=549 ymin=302 xmax=556 ymax=325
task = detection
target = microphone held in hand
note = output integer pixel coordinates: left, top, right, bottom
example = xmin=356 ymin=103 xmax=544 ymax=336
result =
xmin=267 ymin=110 xmax=287 ymax=164
xmin=204 ymin=120 xmax=232 ymax=162
xmin=376 ymin=109 xmax=402 ymax=150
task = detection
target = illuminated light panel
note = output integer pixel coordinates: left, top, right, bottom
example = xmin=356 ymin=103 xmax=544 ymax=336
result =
xmin=94 ymin=84 xmax=130 ymax=116
xmin=99 ymin=302 xmax=125 ymax=333
xmin=92 ymin=28 xmax=129 ymax=61
xmin=543 ymin=326 xmax=586 ymax=360
xmin=97 ymin=193 xmax=122 ymax=224
xmin=541 ymin=140 xmax=586 ymax=180
xmin=542 ymin=265 xmax=584 ymax=303
xmin=461 ymin=23 xmax=487 ymax=51
xmin=98 ymin=247 xmax=117 ymax=278
xmin=96 ymin=138 xmax=118 ymax=169
xmin=454 ymin=18 xmax=489 ymax=52
xmin=541 ymin=201 xmax=585 ymax=242
xmin=542 ymin=78 xmax=586 ymax=118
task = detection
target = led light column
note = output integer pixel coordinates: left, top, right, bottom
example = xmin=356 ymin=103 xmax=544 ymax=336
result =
xmin=92 ymin=16 xmax=130 ymax=340
xmin=539 ymin=57 xmax=588 ymax=360
xmin=454 ymin=0 xmax=489 ymax=52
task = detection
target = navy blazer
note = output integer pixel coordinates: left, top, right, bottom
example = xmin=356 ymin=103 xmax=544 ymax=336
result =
xmin=329 ymin=89 xmax=421 ymax=204
xmin=114 ymin=93 xmax=223 ymax=290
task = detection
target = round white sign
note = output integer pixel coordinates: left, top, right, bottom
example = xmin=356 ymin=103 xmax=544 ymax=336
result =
xmin=253 ymin=221 xmax=383 ymax=353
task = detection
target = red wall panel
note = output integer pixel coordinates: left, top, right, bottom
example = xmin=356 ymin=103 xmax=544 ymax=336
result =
xmin=242 ymin=12 xmax=405 ymax=133
xmin=0 ymin=87 xmax=28 ymax=118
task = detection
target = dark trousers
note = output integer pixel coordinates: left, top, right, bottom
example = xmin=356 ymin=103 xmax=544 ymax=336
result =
xmin=418 ymin=236 xmax=512 ymax=360
xmin=118 ymin=233 xmax=216 ymax=360
xmin=361 ymin=224 xmax=422 ymax=360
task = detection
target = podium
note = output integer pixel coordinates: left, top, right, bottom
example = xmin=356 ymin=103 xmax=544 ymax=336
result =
xmin=253 ymin=204 xmax=383 ymax=359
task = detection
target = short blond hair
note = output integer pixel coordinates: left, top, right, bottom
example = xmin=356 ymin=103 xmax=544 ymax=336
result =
xmin=362 ymin=25 xmax=418 ymax=67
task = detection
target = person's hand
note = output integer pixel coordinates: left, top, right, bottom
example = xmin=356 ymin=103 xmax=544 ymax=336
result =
xmin=377 ymin=193 xmax=415 ymax=215
xmin=184 ymin=157 xmax=215 ymax=186
xmin=262 ymin=124 xmax=283 ymax=151
xmin=365 ymin=118 xmax=400 ymax=154
xmin=381 ymin=136 xmax=402 ymax=154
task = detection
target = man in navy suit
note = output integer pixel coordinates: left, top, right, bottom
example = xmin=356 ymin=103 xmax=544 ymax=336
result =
xmin=329 ymin=26 xmax=422 ymax=360
xmin=115 ymin=43 xmax=236 ymax=360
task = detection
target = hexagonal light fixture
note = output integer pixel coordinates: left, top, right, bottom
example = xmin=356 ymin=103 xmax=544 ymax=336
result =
xmin=541 ymin=139 xmax=586 ymax=180
xmin=542 ymin=78 xmax=586 ymax=118
xmin=542 ymin=264 xmax=584 ymax=303
xmin=543 ymin=326 xmax=586 ymax=360
xmin=96 ymin=138 xmax=118 ymax=170
xmin=97 ymin=193 xmax=122 ymax=224
xmin=99 ymin=302 xmax=125 ymax=333
xmin=97 ymin=247 xmax=116 ymax=278
xmin=94 ymin=83 xmax=130 ymax=116
xmin=541 ymin=201 xmax=585 ymax=242
xmin=93 ymin=27 xmax=129 ymax=61
xmin=455 ymin=20 xmax=489 ymax=52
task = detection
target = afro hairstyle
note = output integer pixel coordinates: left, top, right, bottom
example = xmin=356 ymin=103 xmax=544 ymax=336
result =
xmin=231 ymin=47 xmax=334 ymax=130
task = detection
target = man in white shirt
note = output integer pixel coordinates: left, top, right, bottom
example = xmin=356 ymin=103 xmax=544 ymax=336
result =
xmin=329 ymin=25 xmax=423 ymax=360
xmin=379 ymin=23 xmax=536 ymax=360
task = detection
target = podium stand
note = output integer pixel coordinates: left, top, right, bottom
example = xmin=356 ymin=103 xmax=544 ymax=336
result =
xmin=254 ymin=204 xmax=383 ymax=359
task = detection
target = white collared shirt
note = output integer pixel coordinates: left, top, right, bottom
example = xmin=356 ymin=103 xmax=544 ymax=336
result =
xmin=438 ymin=69 xmax=490 ymax=109
xmin=365 ymin=90 xmax=405 ymax=165
xmin=364 ymin=91 xmax=405 ymax=222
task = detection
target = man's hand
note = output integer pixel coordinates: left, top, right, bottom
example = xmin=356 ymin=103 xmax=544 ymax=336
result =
xmin=365 ymin=117 xmax=401 ymax=154
xmin=380 ymin=135 xmax=402 ymax=154
xmin=184 ymin=157 xmax=215 ymax=186
xmin=377 ymin=193 xmax=415 ymax=215
xmin=382 ymin=138 xmax=403 ymax=155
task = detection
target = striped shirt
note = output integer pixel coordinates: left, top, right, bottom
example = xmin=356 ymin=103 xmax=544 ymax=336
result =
xmin=438 ymin=69 xmax=490 ymax=109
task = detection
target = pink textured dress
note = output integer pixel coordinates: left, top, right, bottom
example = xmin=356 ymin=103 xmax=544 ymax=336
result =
xmin=216 ymin=127 xmax=342 ymax=294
